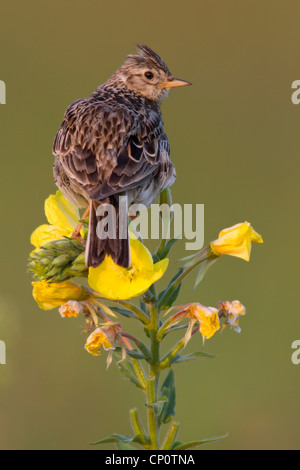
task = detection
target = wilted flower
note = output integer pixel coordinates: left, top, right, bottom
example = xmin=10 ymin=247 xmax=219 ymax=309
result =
xmin=88 ymin=237 xmax=168 ymax=300
xmin=59 ymin=300 xmax=85 ymax=318
xmin=31 ymin=190 xmax=82 ymax=250
xmin=165 ymin=303 xmax=220 ymax=344
xmin=32 ymin=280 xmax=87 ymax=310
xmin=210 ymin=221 xmax=263 ymax=261
xmin=218 ymin=300 xmax=246 ymax=333
xmin=85 ymin=322 xmax=126 ymax=368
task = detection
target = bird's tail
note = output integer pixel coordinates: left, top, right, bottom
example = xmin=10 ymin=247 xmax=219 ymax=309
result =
xmin=85 ymin=196 xmax=130 ymax=269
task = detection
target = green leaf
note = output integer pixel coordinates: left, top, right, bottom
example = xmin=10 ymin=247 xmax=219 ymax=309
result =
xmin=173 ymin=434 xmax=228 ymax=450
xmin=162 ymin=284 xmax=182 ymax=310
xmin=167 ymin=324 xmax=189 ymax=333
xmin=148 ymin=397 xmax=168 ymax=416
xmin=158 ymin=370 xmax=176 ymax=425
xmin=194 ymin=257 xmax=219 ymax=288
xmin=152 ymin=253 xmax=160 ymax=263
xmin=126 ymin=349 xmax=146 ymax=360
xmin=115 ymin=356 xmax=144 ymax=389
xmin=171 ymin=351 xmax=217 ymax=364
xmin=158 ymin=268 xmax=184 ymax=310
xmin=115 ymin=442 xmax=137 ymax=450
xmin=110 ymin=307 xmax=136 ymax=319
xmin=159 ymin=268 xmax=184 ymax=300
xmin=158 ymin=237 xmax=180 ymax=260
xmin=91 ymin=434 xmax=134 ymax=445
xmin=92 ymin=433 xmax=145 ymax=447
xmin=143 ymin=327 xmax=151 ymax=339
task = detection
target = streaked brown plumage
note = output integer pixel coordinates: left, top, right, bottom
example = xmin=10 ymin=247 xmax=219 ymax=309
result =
xmin=53 ymin=44 xmax=191 ymax=268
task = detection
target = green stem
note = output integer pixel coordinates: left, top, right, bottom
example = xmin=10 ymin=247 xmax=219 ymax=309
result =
xmin=147 ymin=377 xmax=159 ymax=450
xmin=158 ymin=248 xmax=214 ymax=309
xmin=160 ymin=327 xmax=198 ymax=369
xmin=145 ymin=283 xmax=161 ymax=449
xmin=116 ymin=299 xmax=150 ymax=325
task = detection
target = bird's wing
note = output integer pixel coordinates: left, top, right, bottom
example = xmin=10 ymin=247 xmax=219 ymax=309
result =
xmin=53 ymin=98 xmax=168 ymax=201
xmin=89 ymin=134 xmax=170 ymax=200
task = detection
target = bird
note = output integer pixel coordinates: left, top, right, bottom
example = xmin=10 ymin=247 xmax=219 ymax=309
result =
xmin=53 ymin=44 xmax=191 ymax=269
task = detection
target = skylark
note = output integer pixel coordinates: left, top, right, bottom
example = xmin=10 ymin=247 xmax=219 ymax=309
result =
xmin=53 ymin=44 xmax=191 ymax=268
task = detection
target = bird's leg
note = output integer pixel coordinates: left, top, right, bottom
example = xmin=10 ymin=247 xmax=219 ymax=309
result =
xmin=72 ymin=204 xmax=91 ymax=246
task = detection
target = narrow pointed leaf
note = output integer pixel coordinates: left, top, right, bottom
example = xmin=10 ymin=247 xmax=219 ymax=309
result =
xmin=115 ymin=442 xmax=137 ymax=450
xmin=194 ymin=257 xmax=219 ymax=288
xmin=158 ymin=237 xmax=180 ymax=260
xmin=91 ymin=434 xmax=133 ymax=445
xmin=110 ymin=307 xmax=136 ymax=318
xmin=173 ymin=434 xmax=228 ymax=450
xmin=171 ymin=351 xmax=217 ymax=364
xmin=158 ymin=370 xmax=176 ymax=424
xmin=126 ymin=349 xmax=147 ymax=360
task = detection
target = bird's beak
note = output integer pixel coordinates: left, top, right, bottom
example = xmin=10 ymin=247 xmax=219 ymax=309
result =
xmin=159 ymin=77 xmax=192 ymax=88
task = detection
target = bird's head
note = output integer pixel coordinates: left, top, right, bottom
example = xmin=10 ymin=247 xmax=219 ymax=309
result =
xmin=114 ymin=44 xmax=191 ymax=102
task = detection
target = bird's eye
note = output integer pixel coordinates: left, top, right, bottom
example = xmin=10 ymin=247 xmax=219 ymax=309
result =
xmin=144 ymin=71 xmax=154 ymax=80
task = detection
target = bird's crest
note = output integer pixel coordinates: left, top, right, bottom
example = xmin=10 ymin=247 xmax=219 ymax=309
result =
xmin=125 ymin=44 xmax=171 ymax=75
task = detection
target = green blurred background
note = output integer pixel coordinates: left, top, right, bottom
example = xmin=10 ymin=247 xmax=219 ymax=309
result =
xmin=0 ymin=0 xmax=299 ymax=450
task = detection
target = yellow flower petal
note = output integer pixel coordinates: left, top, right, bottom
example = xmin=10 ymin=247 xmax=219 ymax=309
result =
xmin=130 ymin=237 xmax=154 ymax=271
xmin=85 ymin=328 xmax=113 ymax=356
xmin=191 ymin=304 xmax=220 ymax=339
xmin=44 ymin=190 xmax=80 ymax=232
xmin=88 ymin=238 xmax=169 ymax=300
xmin=210 ymin=221 xmax=263 ymax=261
xmin=30 ymin=224 xmax=69 ymax=249
xmin=32 ymin=280 xmax=86 ymax=310
xmin=167 ymin=303 xmax=220 ymax=341
xmin=152 ymin=258 xmax=169 ymax=283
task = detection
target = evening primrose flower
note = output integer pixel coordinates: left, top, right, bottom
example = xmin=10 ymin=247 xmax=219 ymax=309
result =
xmin=218 ymin=300 xmax=246 ymax=333
xmin=88 ymin=237 xmax=169 ymax=300
xmin=31 ymin=191 xmax=81 ymax=250
xmin=210 ymin=222 xmax=263 ymax=261
xmin=164 ymin=303 xmax=220 ymax=344
xmin=32 ymin=280 xmax=87 ymax=310
xmin=59 ymin=300 xmax=85 ymax=318
xmin=85 ymin=322 xmax=126 ymax=368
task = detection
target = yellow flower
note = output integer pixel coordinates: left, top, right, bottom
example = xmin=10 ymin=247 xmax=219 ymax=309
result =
xmin=85 ymin=325 xmax=117 ymax=356
xmin=210 ymin=221 xmax=263 ymax=261
xmin=59 ymin=300 xmax=85 ymax=318
xmin=165 ymin=303 xmax=220 ymax=343
xmin=184 ymin=303 xmax=220 ymax=341
xmin=88 ymin=237 xmax=169 ymax=300
xmin=85 ymin=323 xmax=126 ymax=368
xmin=31 ymin=191 xmax=80 ymax=250
xmin=218 ymin=300 xmax=246 ymax=333
xmin=32 ymin=280 xmax=86 ymax=310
